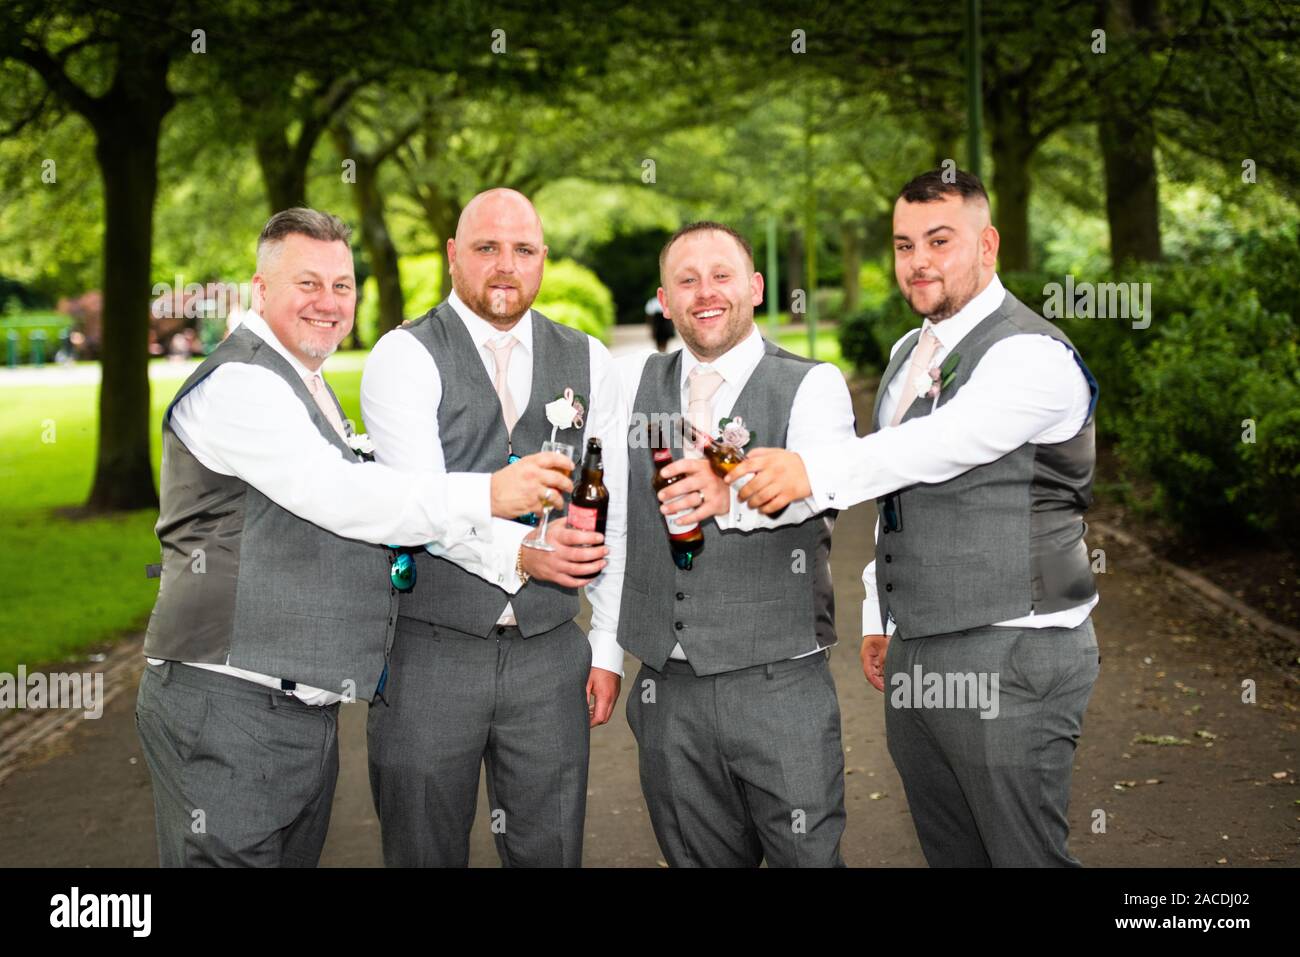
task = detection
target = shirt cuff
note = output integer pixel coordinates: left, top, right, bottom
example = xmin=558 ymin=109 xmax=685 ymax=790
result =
xmin=863 ymin=596 xmax=885 ymax=637
xmin=587 ymin=628 xmax=625 ymax=677
xmin=803 ymin=445 xmax=861 ymax=513
xmin=444 ymin=472 xmax=494 ymax=542
xmin=715 ymin=484 xmax=816 ymax=531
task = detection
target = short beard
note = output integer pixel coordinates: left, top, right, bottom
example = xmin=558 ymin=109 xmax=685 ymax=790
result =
xmin=906 ymin=263 xmax=981 ymax=322
xmin=452 ymin=265 xmax=534 ymax=327
xmin=298 ymin=339 xmax=339 ymax=360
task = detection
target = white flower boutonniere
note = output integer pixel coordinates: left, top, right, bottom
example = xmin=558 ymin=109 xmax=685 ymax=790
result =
xmin=544 ymin=387 xmax=587 ymax=441
xmin=347 ymin=432 xmax=376 ymax=461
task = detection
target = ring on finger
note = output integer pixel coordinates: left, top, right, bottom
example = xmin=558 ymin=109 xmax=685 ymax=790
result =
xmin=698 ymin=489 xmax=705 ymax=506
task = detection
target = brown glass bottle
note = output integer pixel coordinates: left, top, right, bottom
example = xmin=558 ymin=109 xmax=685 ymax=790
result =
xmin=566 ymin=437 xmax=608 ymax=579
xmin=687 ymin=422 xmax=787 ymax=518
xmin=650 ymin=424 xmax=704 ymax=570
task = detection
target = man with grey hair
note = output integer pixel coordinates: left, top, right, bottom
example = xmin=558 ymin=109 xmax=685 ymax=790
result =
xmin=137 ymin=207 xmax=576 ymax=867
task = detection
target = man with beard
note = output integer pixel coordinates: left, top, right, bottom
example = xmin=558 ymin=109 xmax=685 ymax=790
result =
xmin=137 ymin=207 xmax=575 ymax=866
xmin=616 ymin=221 xmax=857 ymax=867
xmin=361 ymin=188 xmax=626 ymax=867
xmin=726 ymin=169 xmax=1102 ymax=867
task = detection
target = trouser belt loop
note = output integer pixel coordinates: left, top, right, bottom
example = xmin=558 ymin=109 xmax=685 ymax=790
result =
xmin=157 ymin=660 xmax=174 ymax=686
xmin=764 ymin=663 xmax=775 ymax=680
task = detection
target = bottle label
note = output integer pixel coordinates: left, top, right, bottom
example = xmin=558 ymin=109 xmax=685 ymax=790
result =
xmin=567 ymin=505 xmax=599 ymax=531
xmin=663 ymin=494 xmax=698 ymax=535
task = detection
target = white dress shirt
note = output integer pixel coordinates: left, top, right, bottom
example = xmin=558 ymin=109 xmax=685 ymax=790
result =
xmin=155 ymin=310 xmax=524 ymax=705
xmin=795 ymin=274 xmax=1099 ymax=637
xmin=361 ymin=290 xmax=628 ymax=676
xmin=614 ymin=323 xmax=858 ymax=660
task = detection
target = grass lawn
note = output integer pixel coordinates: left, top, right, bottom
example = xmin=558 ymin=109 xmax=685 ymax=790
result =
xmin=774 ymin=326 xmax=850 ymax=373
xmin=0 ymin=360 xmax=365 ymax=675
xmin=0 ymin=332 xmax=850 ymax=676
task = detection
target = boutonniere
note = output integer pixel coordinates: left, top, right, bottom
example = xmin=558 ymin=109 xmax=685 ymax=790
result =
xmin=544 ymin=387 xmax=586 ymax=441
xmin=718 ymin=416 xmax=753 ymax=451
xmin=915 ymin=352 xmax=962 ymax=401
xmin=347 ymin=432 xmax=376 ymax=462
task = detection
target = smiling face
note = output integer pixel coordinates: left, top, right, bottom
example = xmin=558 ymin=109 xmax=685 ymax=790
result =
xmin=892 ymin=193 xmax=999 ymax=322
xmin=658 ymin=230 xmax=763 ymax=362
xmin=252 ymin=233 xmax=355 ymax=370
xmin=448 ymin=189 xmax=547 ymax=329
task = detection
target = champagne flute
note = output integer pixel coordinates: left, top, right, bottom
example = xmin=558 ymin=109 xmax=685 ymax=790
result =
xmin=522 ymin=440 xmax=575 ymax=552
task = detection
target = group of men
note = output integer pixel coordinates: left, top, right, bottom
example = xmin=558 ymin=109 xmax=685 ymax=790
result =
xmin=137 ymin=168 xmax=1101 ymax=868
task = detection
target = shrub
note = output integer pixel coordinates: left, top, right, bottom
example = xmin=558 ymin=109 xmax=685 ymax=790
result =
xmin=1116 ymin=292 xmax=1300 ymax=539
xmin=534 ymin=258 xmax=615 ymax=342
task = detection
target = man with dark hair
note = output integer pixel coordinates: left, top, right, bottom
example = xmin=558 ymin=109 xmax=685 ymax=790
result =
xmin=136 ymin=206 xmax=576 ymax=867
xmin=727 ymin=170 xmax=1102 ymax=867
xmin=614 ymin=221 xmax=857 ymax=867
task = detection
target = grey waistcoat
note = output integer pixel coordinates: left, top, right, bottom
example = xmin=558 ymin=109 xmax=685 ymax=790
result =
xmin=400 ymin=302 xmax=590 ymax=638
xmin=618 ymin=340 xmax=836 ymax=676
xmin=874 ymin=290 xmax=1100 ymax=638
xmin=143 ymin=326 xmax=397 ymax=698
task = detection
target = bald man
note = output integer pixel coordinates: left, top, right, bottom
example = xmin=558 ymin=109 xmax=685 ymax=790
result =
xmin=360 ymin=188 xmax=627 ymax=867
xmin=728 ymin=169 xmax=1102 ymax=867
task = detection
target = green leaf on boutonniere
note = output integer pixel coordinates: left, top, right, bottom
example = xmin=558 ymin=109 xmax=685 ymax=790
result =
xmin=939 ymin=352 xmax=961 ymax=390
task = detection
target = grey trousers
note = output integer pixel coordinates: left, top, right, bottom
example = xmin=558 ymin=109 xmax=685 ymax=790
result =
xmin=627 ymin=651 xmax=846 ymax=867
xmin=884 ymin=620 xmax=1101 ymax=867
xmin=135 ymin=661 xmax=340 ymax=867
xmin=367 ymin=617 xmax=592 ymax=867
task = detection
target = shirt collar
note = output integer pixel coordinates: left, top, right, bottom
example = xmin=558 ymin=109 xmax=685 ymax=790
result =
xmin=449 ymin=289 xmax=534 ymax=356
xmin=679 ymin=323 xmax=764 ymax=392
xmin=240 ymin=310 xmax=318 ymax=381
xmin=923 ymin=273 xmax=1006 ymax=352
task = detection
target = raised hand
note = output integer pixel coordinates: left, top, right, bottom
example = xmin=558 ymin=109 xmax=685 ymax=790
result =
xmin=724 ymin=447 xmax=812 ymax=514
xmin=490 ymin=451 xmax=574 ymax=518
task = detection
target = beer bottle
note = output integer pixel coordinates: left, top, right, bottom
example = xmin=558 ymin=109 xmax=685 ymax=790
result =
xmin=687 ymin=421 xmax=787 ymax=519
xmin=650 ymin=424 xmax=704 ymax=570
xmin=567 ymin=438 xmax=609 ymax=580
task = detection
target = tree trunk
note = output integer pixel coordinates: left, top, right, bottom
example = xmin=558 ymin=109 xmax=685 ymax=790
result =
xmin=987 ymin=83 xmax=1035 ymax=272
xmin=254 ymin=125 xmax=309 ymax=212
xmin=1099 ymin=0 xmax=1163 ymax=267
xmin=85 ymin=64 xmax=172 ymax=511
xmin=841 ymin=219 xmax=862 ymax=317
xmin=785 ymin=226 xmax=804 ymax=316
xmin=333 ymin=129 xmax=404 ymax=338
xmin=414 ymin=185 xmax=461 ymax=303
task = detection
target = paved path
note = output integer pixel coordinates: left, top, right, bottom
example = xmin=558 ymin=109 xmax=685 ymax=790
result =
xmin=0 ymin=383 xmax=1295 ymax=867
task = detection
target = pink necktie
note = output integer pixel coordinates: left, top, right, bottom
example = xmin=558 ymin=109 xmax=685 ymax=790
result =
xmin=305 ymin=373 xmax=347 ymax=439
xmin=685 ymin=365 xmax=725 ymax=459
xmin=485 ymin=335 xmax=520 ymax=434
xmin=889 ymin=328 xmax=942 ymax=428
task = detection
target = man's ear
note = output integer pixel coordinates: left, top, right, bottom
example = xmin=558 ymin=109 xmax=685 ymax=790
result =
xmin=750 ymin=270 xmax=765 ymax=308
xmin=446 ymin=237 xmax=457 ymax=268
xmin=251 ymin=274 xmax=267 ymax=312
xmin=656 ymin=287 xmax=669 ymax=317
xmin=981 ymin=225 xmax=1000 ymax=268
